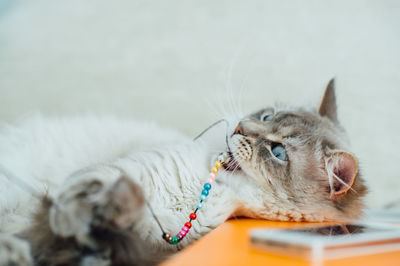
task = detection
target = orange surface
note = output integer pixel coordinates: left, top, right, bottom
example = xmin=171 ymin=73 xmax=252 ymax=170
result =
xmin=160 ymin=219 xmax=400 ymax=266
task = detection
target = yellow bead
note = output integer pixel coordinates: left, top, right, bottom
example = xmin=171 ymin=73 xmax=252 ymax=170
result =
xmin=211 ymin=167 xmax=218 ymax=174
xmin=214 ymin=161 xmax=222 ymax=168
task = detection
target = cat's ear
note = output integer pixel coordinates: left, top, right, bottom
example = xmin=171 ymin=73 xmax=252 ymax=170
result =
xmin=325 ymin=150 xmax=358 ymax=200
xmin=318 ymin=78 xmax=338 ymax=123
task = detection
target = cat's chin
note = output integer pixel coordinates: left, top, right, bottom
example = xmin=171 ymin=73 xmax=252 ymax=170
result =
xmin=222 ymin=152 xmax=242 ymax=172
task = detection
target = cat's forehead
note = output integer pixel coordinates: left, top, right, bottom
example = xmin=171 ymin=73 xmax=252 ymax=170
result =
xmin=248 ymin=106 xmax=318 ymax=123
xmin=245 ymin=106 xmax=324 ymax=144
xmin=245 ymin=106 xmax=347 ymax=151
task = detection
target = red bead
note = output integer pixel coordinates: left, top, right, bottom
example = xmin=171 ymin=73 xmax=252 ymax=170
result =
xmin=189 ymin=213 xmax=197 ymax=220
xmin=185 ymin=222 xmax=192 ymax=229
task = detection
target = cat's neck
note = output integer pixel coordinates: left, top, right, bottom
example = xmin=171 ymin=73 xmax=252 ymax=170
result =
xmin=115 ymin=141 xmax=239 ymax=245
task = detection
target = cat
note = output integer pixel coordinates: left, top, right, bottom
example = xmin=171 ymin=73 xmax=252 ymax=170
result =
xmin=0 ymin=79 xmax=367 ymax=265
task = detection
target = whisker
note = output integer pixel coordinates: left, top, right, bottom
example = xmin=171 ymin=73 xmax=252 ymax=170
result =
xmin=225 ymin=157 xmax=238 ymax=169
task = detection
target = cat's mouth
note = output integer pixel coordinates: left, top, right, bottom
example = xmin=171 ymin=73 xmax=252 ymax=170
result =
xmin=222 ymin=151 xmax=242 ymax=172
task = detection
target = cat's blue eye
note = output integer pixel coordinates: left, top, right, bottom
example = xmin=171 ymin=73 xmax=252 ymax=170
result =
xmin=271 ymin=144 xmax=287 ymax=161
xmin=262 ymin=114 xmax=274 ymax=122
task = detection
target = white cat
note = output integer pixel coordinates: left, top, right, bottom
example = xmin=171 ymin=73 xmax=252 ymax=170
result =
xmin=0 ymin=80 xmax=366 ymax=265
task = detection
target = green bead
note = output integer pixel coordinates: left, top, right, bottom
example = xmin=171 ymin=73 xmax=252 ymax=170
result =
xmin=171 ymin=236 xmax=178 ymax=245
xmin=204 ymin=183 xmax=212 ymax=190
xmin=201 ymin=189 xmax=209 ymax=196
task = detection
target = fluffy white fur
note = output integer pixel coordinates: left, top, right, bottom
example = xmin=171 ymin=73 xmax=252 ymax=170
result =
xmin=0 ymin=115 xmax=186 ymax=233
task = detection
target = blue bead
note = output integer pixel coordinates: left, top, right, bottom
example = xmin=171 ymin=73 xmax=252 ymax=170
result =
xmin=200 ymin=195 xmax=207 ymax=201
xmin=201 ymin=189 xmax=209 ymax=196
xmin=196 ymin=202 xmax=202 ymax=209
xmin=204 ymin=183 xmax=212 ymax=190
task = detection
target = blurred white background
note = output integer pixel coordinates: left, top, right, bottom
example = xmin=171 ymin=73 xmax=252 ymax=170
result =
xmin=0 ymin=0 xmax=399 ymax=208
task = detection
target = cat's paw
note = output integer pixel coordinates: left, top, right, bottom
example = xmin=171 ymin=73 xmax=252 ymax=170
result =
xmin=0 ymin=235 xmax=32 ymax=266
xmin=49 ymin=165 xmax=144 ymax=247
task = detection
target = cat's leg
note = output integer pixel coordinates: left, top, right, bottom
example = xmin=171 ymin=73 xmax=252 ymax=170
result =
xmin=49 ymin=165 xmax=144 ymax=247
xmin=24 ymin=165 xmax=145 ymax=265
xmin=0 ymin=234 xmax=32 ymax=266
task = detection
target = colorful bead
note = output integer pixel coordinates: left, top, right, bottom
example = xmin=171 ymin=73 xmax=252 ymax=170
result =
xmin=171 ymin=236 xmax=178 ymax=245
xmin=162 ymin=233 xmax=171 ymax=241
xmin=185 ymin=222 xmax=192 ymax=228
xmin=201 ymin=189 xmax=209 ymax=196
xmin=180 ymin=230 xmax=187 ymax=236
xmin=214 ymin=161 xmax=222 ymax=168
xmin=204 ymin=183 xmax=211 ymax=190
xmin=209 ymin=173 xmax=216 ymax=180
xmin=196 ymin=202 xmax=202 ymax=209
xmin=177 ymin=233 xmax=184 ymax=239
xmin=183 ymin=226 xmax=189 ymax=232
xmin=200 ymin=195 xmax=207 ymax=201
xmin=206 ymin=177 xmax=213 ymax=184
xmin=211 ymin=167 xmax=218 ymax=174
xmin=189 ymin=213 xmax=197 ymax=220
xmin=168 ymin=236 xmax=173 ymax=243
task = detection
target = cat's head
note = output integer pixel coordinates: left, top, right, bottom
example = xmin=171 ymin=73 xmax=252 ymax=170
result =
xmin=225 ymin=79 xmax=367 ymax=222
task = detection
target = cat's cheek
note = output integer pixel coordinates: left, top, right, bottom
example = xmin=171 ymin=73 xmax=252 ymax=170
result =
xmin=233 ymin=161 xmax=261 ymax=182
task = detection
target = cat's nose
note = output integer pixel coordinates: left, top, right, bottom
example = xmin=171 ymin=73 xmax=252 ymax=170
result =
xmin=234 ymin=122 xmax=244 ymax=135
xmin=233 ymin=121 xmax=262 ymax=138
